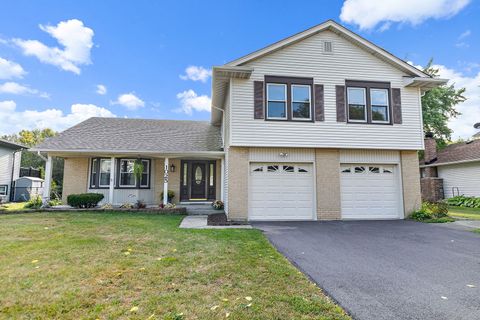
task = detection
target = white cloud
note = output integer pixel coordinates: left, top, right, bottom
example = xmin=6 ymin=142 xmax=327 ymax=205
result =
xmin=13 ymin=19 xmax=94 ymax=74
xmin=456 ymin=29 xmax=472 ymax=48
xmin=432 ymin=64 xmax=480 ymax=140
xmin=0 ymin=101 xmax=115 ymax=134
xmin=340 ymin=0 xmax=471 ymax=30
xmin=111 ymin=93 xmax=145 ymax=110
xmin=180 ymin=66 xmax=212 ymax=82
xmin=0 ymin=57 xmax=26 ymax=79
xmin=176 ymin=89 xmax=211 ymax=115
xmin=96 ymin=84 xmax=107 ymax=95
xmin=0 ymin=82 xmax=49 ymax=98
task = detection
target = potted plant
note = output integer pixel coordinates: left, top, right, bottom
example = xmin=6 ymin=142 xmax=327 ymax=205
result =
xmin=160 ymin=190 xmax=175 ymax=203
xmin=212 ymin=200 xmax=224 ymax=210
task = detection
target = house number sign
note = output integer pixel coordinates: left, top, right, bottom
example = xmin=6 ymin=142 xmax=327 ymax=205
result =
xmin=164 ymin=165 xmax=169 ymax=183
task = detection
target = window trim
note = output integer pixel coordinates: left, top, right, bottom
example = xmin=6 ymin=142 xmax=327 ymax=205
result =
xmin=345 ymin=80 xmax=392 ymax=125
xmin=118 ymin=158 xmax=137 ymax=188
xmin=98 ymin=158 xmax=112 ymax=188
xmin=264 ymin=75 xmax=314 ymax=122
xmin=370 ymin=88 xmax=390 ymax=124
xmin=266 ymin=83 xmax=287 ymax=120
xmin=0 ymin=185 xmax=8 ymax=196
xmin=89 ymin=157 xmax=151 ymax=189
xmin=347 ymin=87 xmax=367 ymax=123
xmin=291 ymin=84 xmax=312 ymax=121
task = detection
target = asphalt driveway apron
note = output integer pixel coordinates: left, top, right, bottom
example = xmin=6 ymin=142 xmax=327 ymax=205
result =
xmin=254 ymin=220 xmax=480 ymax=320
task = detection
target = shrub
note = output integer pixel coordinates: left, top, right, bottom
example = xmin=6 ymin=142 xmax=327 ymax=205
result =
xmin=410 ymin=201 xmax=449 ymax=221
xmin=25 ymin=195 xmax=43 ymax=209
xmin=446 ymin=195 xmax=480 ymax=208
xmin=67 ymin=193 xmax=104 ymax=208
xmin=120 ymin=202 xmax=134 ymax=209
xmin=135 ymin=199 xmax=147 ymax=209
xmin=48 ymin=198 xmax=62 ymax=206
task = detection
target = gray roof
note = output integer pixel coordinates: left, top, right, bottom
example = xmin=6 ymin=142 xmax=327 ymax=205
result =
xmin=0 ymin=138 xmax=26 ymax=150
xmin=35 ymin=117 xmax=223 ymax=153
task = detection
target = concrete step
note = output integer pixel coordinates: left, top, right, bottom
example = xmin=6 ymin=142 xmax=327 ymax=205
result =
xmin=181 ymin=203 xmax=224 ymax=215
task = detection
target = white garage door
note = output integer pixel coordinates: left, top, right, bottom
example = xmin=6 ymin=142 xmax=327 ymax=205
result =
xmin=249 ymin=163 xmax=315 ymax=220
xmin=340 ymin=164 xmax=402 ymax=219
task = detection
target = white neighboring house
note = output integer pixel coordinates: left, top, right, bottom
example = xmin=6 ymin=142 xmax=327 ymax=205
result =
xmin=0 ymin=139 xmax=25 ymax=203
xmin=421 ymin=131 xmax=480 ymax=199
xmin=34 ymin=20 xmax=446 ymax=221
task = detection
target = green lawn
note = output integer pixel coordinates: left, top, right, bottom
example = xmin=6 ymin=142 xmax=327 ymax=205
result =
xmin=448 ymin=206 xmax=480 ymax=220
xmin=0 ymin=212 xmax=349 ymax=320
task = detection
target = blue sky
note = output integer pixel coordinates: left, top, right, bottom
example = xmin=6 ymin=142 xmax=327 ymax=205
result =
xmin=0 ymin=0 xmax=479 ymax=138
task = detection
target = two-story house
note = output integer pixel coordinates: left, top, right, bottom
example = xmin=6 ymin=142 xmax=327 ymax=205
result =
xmin=34 ymin=20 xmax=446 ymax=220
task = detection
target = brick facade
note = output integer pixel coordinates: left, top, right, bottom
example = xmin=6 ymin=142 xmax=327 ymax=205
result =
xmin=62 ymin=157 xmax=89 ymax=203
xmin=420 ymin=177 xmax=444 ymax=202
xmin=226 ymin=146 xmax=249 ymax=221
xmin=315 ymin=149 xmax=341 ymax=220
xmin=401 ymin=151 xmax=422 ymax=217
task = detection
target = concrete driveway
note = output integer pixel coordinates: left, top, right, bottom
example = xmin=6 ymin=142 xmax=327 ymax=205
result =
xmin=254 ymin=220 xmax=480 ymax=320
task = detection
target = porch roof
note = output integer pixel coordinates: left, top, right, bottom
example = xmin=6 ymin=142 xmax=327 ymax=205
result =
xmin=33 ymin=117 xmax=223 ymax=154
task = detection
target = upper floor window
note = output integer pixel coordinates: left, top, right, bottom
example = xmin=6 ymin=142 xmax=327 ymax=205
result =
xmin=346 ymin=80 xmax=391 ymax=124
xmin=267 ymin=83 xmax=287 ymax=119
xmin=291 ymin=85 xmax=311 ymax=120
xmin=347 ymin=87 xmax=367 ymax=122
xmin=370 ymin=89 xmax=389 ymax=123
xmin=265 ymin=76 xmax=313 ymax=122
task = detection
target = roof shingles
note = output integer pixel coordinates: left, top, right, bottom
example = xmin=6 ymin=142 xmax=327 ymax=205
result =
xmin=424 ymin=139 xmax=480 ymax=166
xmin=35 ymin=118 xmax=223 ymax=153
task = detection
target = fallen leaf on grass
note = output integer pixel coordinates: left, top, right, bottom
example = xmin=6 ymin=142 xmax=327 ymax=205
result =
xmin=146 ymin=314 xmax=155 ymax=319
xmin=467 ymin=284 xmax=476 ymax=288
xmin=246 ymin=303 xmax=252 ymax=308
xmin=31 ymin=260 xmax=39 ymax=264
xmin=130 ymin=306 xmax=139 ymax=312
xmin=139 ymin=267 xmax=146 ymax=271
xmin=221 ymin=298 xmax=229 ymax=302
xmin=124 ymin=252 xmax=131 ymax=256
xmin=225 ymin=312 xmax=230 ymax=318
xmin=210 ymin=305 xmax=219 ymax=311
xmin=245 ymin=296 xmax=252 ymax=301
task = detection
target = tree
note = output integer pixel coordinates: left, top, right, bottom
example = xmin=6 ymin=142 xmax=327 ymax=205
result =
xmin=421 ymin=60 xmax=466 ymax=147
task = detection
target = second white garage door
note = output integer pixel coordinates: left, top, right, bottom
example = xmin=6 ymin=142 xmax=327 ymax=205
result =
xmin=340 ymin=164 xmax=402 ymax=219
xmin=249 ymin=163 xmax=315 ymax=220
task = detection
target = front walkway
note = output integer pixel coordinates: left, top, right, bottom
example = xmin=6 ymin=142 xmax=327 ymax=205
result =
xmin=254 ymin=220 xmax=480 ymax=320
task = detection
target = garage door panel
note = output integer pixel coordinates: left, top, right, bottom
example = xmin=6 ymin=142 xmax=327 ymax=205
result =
xmin=249 ymin=163 xmax=314 ymax=220
xmin=341 ymin=164 xmax=401 ymax=219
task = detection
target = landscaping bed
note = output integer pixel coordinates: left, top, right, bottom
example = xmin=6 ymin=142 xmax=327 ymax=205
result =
xmin=207 ymin=212 xmax=247 ymax=226
xmin=0 ymin=212 xmax=349 ymax=319
xmin=0 ymin=205 xmax=186 ymax=215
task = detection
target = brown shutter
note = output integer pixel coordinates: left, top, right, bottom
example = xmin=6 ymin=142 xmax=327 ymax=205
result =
xmin=254 ymin=81 xmax=264 ymax=119
xmin=314 ymin=84 xmax=324 ymax=121
xmin=392 ymin=88 xmax=402 ymax=124
xmin=336 ymin=85 xmax=346 ymax=122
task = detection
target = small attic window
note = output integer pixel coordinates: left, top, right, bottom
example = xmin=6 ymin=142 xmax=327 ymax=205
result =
xmin=323 ymin=41 xmax=333 ymax=54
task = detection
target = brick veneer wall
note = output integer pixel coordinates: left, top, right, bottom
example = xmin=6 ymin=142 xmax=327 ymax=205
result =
xmin=401 ymin=151 xmax=422 ymax=216
xmin=226 ymin=146 xmax=249 ymax=221
xmin=62 ymin=157 xmax=89 ymax=203
xmin=316 ymin=149 xmax=341 ymax=220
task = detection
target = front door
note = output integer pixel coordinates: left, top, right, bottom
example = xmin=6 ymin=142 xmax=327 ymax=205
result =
xmin=180 ymin=160 xmax=216 ymax=202
xmin=190 ymin=162 xmax=207 ymax=199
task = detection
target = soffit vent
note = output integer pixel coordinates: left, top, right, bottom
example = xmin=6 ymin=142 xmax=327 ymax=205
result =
xmin=323 ymin=41 xmax=333 ymax=54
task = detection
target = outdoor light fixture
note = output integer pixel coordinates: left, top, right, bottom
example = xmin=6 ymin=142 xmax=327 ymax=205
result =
xmin=279 ymin=152 xmax=288 ymax=158
xmin=170 ymin=163 xmax=176 ymax=172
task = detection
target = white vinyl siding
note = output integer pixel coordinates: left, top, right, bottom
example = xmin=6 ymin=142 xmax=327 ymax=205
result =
xmin=438 ymin=162 xmax=480 ymax=198
xmin=0 ymin=147 xmax=20 ymax=201
xmin=230 ymin=30 xmax=423 ymax=150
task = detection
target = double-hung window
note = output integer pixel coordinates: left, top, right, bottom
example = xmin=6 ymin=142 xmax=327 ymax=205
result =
xmin=140 ymin=160 xmax=150 ymax=188
xmin=99 ymin=159 xmax=111 ymax=187
xmin=347 ymin=87 xmax=367 ymax=122
xmin=119 ymin=159 xmax=136 ymax=187
xmin=370 ymin=89 xmax=389 ymax=123
xmin=291 ymin=85 xmax=311 ymax=120
xmin=265 ymin=76 xmax=313 ymax=121
xmin=346 ymin=81 xmax=391 ymax=124
xmin=266 ymin=83 xmax=287 ymax=119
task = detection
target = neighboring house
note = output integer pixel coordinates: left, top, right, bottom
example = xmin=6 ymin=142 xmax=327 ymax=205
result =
xmin=420 ymin=132 xmax=480 ymax=201
xmin=0 ymin=139 xmax=24 ymax=203
xmin=34 ymin=20 xmax=446 ymax=221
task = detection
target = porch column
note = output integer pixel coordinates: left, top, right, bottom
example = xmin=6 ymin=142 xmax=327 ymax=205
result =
xmin=42 ymin=155 xmax=53 ymax=204
xmin=163 ymin=158 xmax=169 ymax=204
xmin=220 ymin=158 xmax=224 ymax=201
xmin=109 ymin=157 xmax=115 ymax=204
